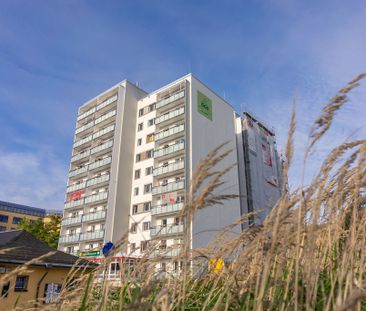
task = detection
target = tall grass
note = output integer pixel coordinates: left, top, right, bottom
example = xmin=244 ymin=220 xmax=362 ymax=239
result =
xmin=3 ymin=74 xmax=366 ymax=310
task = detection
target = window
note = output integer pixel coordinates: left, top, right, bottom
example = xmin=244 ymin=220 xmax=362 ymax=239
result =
xmin=134 ymin=169 xmax=141 ymax=180
xmin=2 ymin=281 xmax=10 ymax=298
xmin=174 ymin=261 xmax=179 ymax=273
xmin=130 ymin=243 xmax=136 ymax=252
xmin=140 ymin=241 xmax=149 ymax=252
xmin=144 ymin=184 xmax=152 ymax=194
xmin=143 ymin=202 xmax=151 ymax=212
xmin=132 ymin=205 xmax=138 ymax=215
xmin=137 ymin=123 xmax=143 ymax=131
xmin=148 ymin=103 xmax=155 ymax=112
xmin=146 ymin=133 xmax=154 ymax=143
xmin=138 ymin=108 xmax=144 ymax=117
xmin=160 ymin=240 xmax=167 ymax=250
xmin=130 ymin=223 xmax=137 ymax=233
xmin=12 ymin=217 xmax=23 ymax=225
xmin=175 ymin=217 xmax=180 ymax=225
xmin=137 ymin=138 xmax=142 ymax=146
xmin=142 ymin=221 xmax=150 ymax=231
xmin=145 ymin=166 xmax=153 ymax=175
xmin=161 ymin=262 xmax=167 ymax=272
xmin=0 ymin=226 xmax=6 ymax=232
xmin=146 ymin=149 xmax=154 ymax=158
xmin=0 ymin=214 xmax=8 ymax=223
xmin=134 ymin=187 xmax=139 ymax=196
xmin=15 ymin=276 xmax=29 ymax=292
xmin=148 ymin=119 xmax=154 ymax=126
xmin=161 ymin=219 xmax=167 ymax=227
xmin=44 ymin=283 xmax=62 ymax=304
xmin=136 ymin=154 xmax=141 ymax=162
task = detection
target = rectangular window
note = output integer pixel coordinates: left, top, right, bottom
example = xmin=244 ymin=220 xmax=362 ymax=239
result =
xmin=134 ymin=187 xmax=139 ymax=196
xmin=137 ymin=138 xmax=142 ymax=146
xmin=140 ymin=241 xmax=149 ymax=252
xmin=132 ymin=205 xmax=138 ymax=215
xmin=142 ymin=221 xmax=150 ymax=231
xmin=44 ymin=283 xmax=62 ymax=304
xmin=161 ymin=262 xmax=166 ymax=272
xmin=15 ymin=276 xmax=29 ymax=292
xmin=134 ymin=169 xmax=141 ymax=179
xmin=143 ymin=202 xmax=151 ymax=212
xmin=138 ymin=108 xmax=144 ymax=117
xmin=160 ymin=240 xmax=167 ymax=250
xmin=1 ymin=281 xmax=10 ymax=297
xmin=137 ymin=123 xmax=143 ymax=131
xmin=161 ymin=219 xmax=167 ymax=227
xmin=144 ymin=184 xmax=152 ymax=194
xmin=148 ymin=103 xmax=155 ymax=112
xmin=148 ymin=119 xmax=155 ymax=126
xmin=0 ymin=215 xmax=9 ymax=223
xmin=146 ymin=133 xmax=154 ymax=143
xmin=130 ymin=223 xmax=137 ymax=233
xmin=145 ymin=166 xmax=153 ymax=175
xmin=146 ymin=149 xmax=154 ymax=159
xmin=130 ymin=243 xmax=136 ymax=252
xmin=136 ymin=154 xmax=141 ymax=162
xmin=0 ymin=226 xmax=6 ymax=232
xmin=12 ymin=217 xmax=23 ymax=225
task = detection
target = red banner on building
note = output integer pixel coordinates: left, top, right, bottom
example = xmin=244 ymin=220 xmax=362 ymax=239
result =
xmin=69 ymin=191 xmax=84 ymax=201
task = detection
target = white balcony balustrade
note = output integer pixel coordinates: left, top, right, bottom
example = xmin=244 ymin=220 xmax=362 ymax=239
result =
xmin=82 ymin=210 xmax=106 ymax=222
xmin=84 ymin=192 xmax=108 ymax=205
xmin=79 ymin=230 xmax=105 ymax=241
xmin=151 ymin=202 xmax=184 ymax=216
xmin=96 ymin=94 xmax=118 ymax=111
xmin=92 ymin=125 xmax=115 ymax=140
xmin=61 ymin=215 xmax=82 ymax=226
xmin=152 ymin=180 xmax=185 ymax=196
xmin=155 ymin=124 xmax=184 ymax=141
xmin=90 ymin=140 xmax=113 ymax=155
xmin=153 ymin=161 xmax=184 ymax=177
xmin=73 ymin=135 xmax=92 ymax=149
xmin=86 ymin=174 xmax=110 ymax=188
xmin=66 ymin=181 xmax=86 ymax=193
xmin=77 ymin=107 xmax=96 ymax=122
xmin=94 ymin=110 xmax=116 ymax=125
xmin=154 ymin=141 xmax=185 ymax=158
xmin=59 ymin=234 xmax=80 ymax=244
xmin=64 ymin=198 xmax=84 ymax=209
xmin=88 ymin=157 xmax=112 ymax=171
xmin=75 ymin=120 xmax=94 ymax=135
xmin=156 ymin=90 xmax=185 ymax=110
xmin=150 ymin=224 xmax=184 ymax=237
xmin=69 ymin=165 xmax=88 ymax=178
xmin=71 ymin=150 xmax=90 ymax=163
xmin=155 ymin=107 xmax=184 ymax=125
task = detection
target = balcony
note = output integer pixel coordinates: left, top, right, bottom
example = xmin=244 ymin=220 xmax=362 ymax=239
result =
xmin=75 ymin=120 xmax=94 ymax=135
xmin=90 ymin=140 xmax=113 ymax=156
xmin=150 ymin=224 xmax=184 ymax=237
xmin=96 ymin=94 xmax=117 ymax=112
xmin=59 ymin=234 xmax=80 ymax=244
xmin=66 ymin=181 xmax=86 ymax=193
xmin=154 ymin=141 xmax=185 ymax=159
xmin=151 ymin=202 xmax=184 ymax=216
xmin=83 ymin=210 xmax=106 ymax=222
xmin=94 ymin=109 xmax=116 ymax=127
xmin=69 ymin=165 xmax=88 ymax=178
xmin=64 ymin=198 xmax=84 ymax=209
xmin=71 ymin=149 xmax=90 ymax=163
xmin=77 ymin=107 xmax=96 ymax=122
xmin=73 ymin=134 xmax=93 ymax=149
xmin=88 ymin=157 xmax=112 ymax=172
xmin=92 ymin=124 xmax=115 ymax=140
xmin=155 ymin=107 xmax=185 ymax=126
xmin=152 ymin=180 xmax=185 ymax=196
xmin=61 ymin=215 xmax=82 ymax=226
xmin=153 ymin=161 xmax=184 ymax=177
xmin=156 ymin=90 xmax=185 ymax=110
xmin=86 ymin=174 xmax=110 ymax=188
xmin=151 ymin=247 xmax=182 ymax=258
xmin=155 ymin=124 xmax=184 ymax=142
xmin=79 ymin=230 xmax=105 ymax=241
xmin=84 ymin=192 xmax=108 ymax=205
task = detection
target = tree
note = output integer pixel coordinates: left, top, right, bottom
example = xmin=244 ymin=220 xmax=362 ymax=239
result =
xmin=18 ymin=215 xmax=61 ymax=249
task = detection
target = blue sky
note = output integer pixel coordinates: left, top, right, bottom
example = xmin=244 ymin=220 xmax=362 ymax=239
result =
xmin=0 ymin=0 xmax=365 ymax=210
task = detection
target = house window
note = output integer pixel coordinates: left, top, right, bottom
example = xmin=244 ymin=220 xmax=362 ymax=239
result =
xmin=130 ymin=243 xmax=136 ymax=252
xmin=160 ymin=240 xmax=167 ymax=250
xmin=134 ymin=169 xmax=141 ymax=179
xmin=143 ymin=202 xmax=151 ymax=212
xmin=130 ymin=223 xmax=137 ymax=233
xmin=44 ymin=283 xmax=62 ymax=304
xmin=0 ymin=215 xmax=9 ymax=223
xmin=142 ymin=221 xmax=150 ymax=231
xmin=137 ymin=123 xmax=143 ymax=131
xmin=146 ymin=149 xmax=154 ymax=158
xmin=175 ymin=217 xmax=180 ymax=225
xmin=132 ymin=205 xmax=138 ymax=215
xmin=134 ymin=187 xmax=139 ymax=196
xmin=12 ymin=217 xmax=23 ymax=225
xmin=145 ymin=166 xmax=153 ymax=176
xmin=140 ymin=241 xmax=149 ymax=252
xmin=161 ymin=262 xmax=166 ymax=272
xmin=0 ymin=226 xmax=6 ymax=232
xmin=137 ymin=138 xmax=142 ymax=146
xmin=135 ymin=154 xmax=141 ymax=162
xmin=138 ymin=108 xmax=144 ymax=117
xmin=144 ymin=184 xmax=152 ymax=194
xmin=148 ymin=103 xmax=155 ymax=112
xmin=148 ymin=119 xmax=154 ymax=127
xmin=146 ymin=133 xmax=154 ymax=143
xmin=1 ymin=281 xmax=10 ymax=297
xmin=161 ymin=219 xmax=167 ymax=227
xmin=15 ymin=276 xmax=29 ymax=292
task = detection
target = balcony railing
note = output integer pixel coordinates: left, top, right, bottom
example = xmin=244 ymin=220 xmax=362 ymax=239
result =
xmin=64 ymin=198 xmax=84 ymax=209
xmin=90 ymin=140 xmax=113 ymax=155
xmin=153 ymin=161 xmax=184 ymax=177
xmin=154 ymin=141 xmax=185 ymax=158
xmin=79 ymin=230 xmax=105 ymax=241
xmin=73 ymin=134 xmax=92 ymax=148
xmin=96 ymin=94 xmax=117 ymax=111
xmin=66 ymin=181 xmax=86 ymax=193
xmin=84 ymin=192 xmax=108 ymax=205
xmin=151 ymin=247 xmax=182 ymax=258
xmin=152 ymin=180 xmax=185 ymax=196
xmin=93 ymin=124 xmax=115 ymax=140
xmin=69 ymin=165 xmax=88 ymax=178
xmin=155 ymin=124 xmax=184 ymax=141
xmin=88 ymin=157 xmax=112 ymax=171
xmin=156 ymin=90 xmax=185 ymax=110
xmin=82 ymin=210 xmax=106 ymax=222
xmin=59 ymin=234 xmax=80 ymax=244
xmin=155 ymin=107 xmax=185 ymax=125
xmin=77 ymin=107 xmax=96 ymax=122
xmin=151 ymin=202 xmax=184 ymax=216
xmin=86 ymin=174 xmax=110 ymax=188
xmin=95 ymin=109 xmax=116 ymax=125
xmin=71 ymin=149 xmax=90 ymax=163
xmin=150 ymin=224 xmax=184 ymax=237
xmin=61 ymin=215 xmax=82 ymax=226
xmin=75 ymin=120 xmax=94 ymax=135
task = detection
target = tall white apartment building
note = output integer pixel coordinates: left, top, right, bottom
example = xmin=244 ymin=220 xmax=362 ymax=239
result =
xmin=58 ymin=74 xmax=282 ymax=270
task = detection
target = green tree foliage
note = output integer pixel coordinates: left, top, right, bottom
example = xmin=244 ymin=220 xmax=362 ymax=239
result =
xmin=18 ymin=215 xmax=61 ymax=249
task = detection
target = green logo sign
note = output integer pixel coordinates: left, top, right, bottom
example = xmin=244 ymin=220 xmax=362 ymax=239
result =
xmin=79 ymin=250 xmax=100 ymax=257
xmin=197 ymin=91 xmax=212 ymax=121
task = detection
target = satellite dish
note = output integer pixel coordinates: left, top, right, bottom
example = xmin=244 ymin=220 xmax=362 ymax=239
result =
xmin=102 ymin=242 xmax=114 ymax=257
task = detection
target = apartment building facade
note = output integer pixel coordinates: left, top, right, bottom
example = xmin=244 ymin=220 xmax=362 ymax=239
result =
xmin=58 ymin=75 xmax=282 ymax=273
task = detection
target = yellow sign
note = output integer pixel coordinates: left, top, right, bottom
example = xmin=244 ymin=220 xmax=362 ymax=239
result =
xmin=209 ymin=258 xmax=225 ymax=273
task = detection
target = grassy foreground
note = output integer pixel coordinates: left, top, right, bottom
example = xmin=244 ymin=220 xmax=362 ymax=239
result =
xmin=2 ymin=74 xmax=366 ymax=310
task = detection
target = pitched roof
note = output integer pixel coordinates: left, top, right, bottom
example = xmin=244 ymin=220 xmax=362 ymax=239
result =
xmin=0 ymin=230 xmax=95 ymax=268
